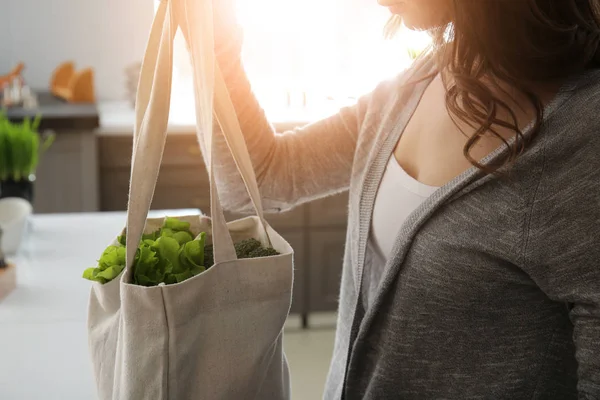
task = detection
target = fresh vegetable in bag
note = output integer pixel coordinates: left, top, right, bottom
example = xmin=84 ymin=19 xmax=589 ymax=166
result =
xmin=83 ymin=217 xmax=279 ymax=286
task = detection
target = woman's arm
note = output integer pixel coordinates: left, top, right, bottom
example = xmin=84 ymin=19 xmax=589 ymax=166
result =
xmin=206 ymin=10 xmax=370 ymax=213
xmin=211 ymin=47 xmax=367 ymax=213
xmin=524 ymin=138 xmax=600 ymax=398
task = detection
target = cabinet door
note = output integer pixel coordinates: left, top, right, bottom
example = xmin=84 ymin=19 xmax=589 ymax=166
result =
xmin=308 ymin=192 xmax=349 ymax=228
xmin=98 ymin=135 xmax=133 ymax=168
xmin=99 ymin=134 xmax=204 ymax=168
xmin=224 ymin=206 xmax=305 ymax=231
xmin=99 ymin=134 xmax=213 ymax=212
xmin=101 ymin=166 xmax=211 ymax=211
xmin=308 ymin=229 xmax=346 ymax=312
xmin=34 ymin=132 xmax=99 ymax=213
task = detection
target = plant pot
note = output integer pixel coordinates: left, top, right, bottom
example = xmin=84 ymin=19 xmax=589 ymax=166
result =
xmin=0 ymin=178 xmax=35 ymax=203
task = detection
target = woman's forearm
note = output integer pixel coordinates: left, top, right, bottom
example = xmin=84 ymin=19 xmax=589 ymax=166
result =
xmin=210 ymin=33 xmax=363 ymax=214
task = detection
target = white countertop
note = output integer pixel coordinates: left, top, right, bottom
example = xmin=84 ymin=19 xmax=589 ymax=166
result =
xmin=0 ymin=210 xmax=199 ymax=400
xmin=96 ymin=99 xmax=341 ymax=135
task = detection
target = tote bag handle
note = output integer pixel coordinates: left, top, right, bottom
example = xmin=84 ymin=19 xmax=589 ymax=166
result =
xmin=126 ymin=0 xmax=269 ymax=270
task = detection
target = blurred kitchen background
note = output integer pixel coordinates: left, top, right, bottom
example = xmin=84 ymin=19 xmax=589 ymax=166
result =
xmin=0 ymin=0 xmax=430 ymax=398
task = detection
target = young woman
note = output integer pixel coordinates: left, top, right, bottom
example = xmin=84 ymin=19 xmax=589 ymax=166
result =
xmin=211 ymin=0 xmax=600 ymax=398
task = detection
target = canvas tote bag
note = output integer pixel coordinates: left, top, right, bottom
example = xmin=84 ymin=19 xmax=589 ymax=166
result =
xmin=87 ymin=0 xmax=294 ymax=399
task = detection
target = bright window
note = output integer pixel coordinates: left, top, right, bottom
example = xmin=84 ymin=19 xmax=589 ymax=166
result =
xmin=158 ymin=0 xmax=431 ymax=123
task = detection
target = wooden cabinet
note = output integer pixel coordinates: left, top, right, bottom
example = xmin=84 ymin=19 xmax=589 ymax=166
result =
xmin=100 ymin=166 xmax=210 ymax=211
xmin=98 ymin=135 xmax=205 ymax=168
xmin=98 ymin=135 xmax=133 ymax=168
xmin=305 ymin=194 xmax=348 ymax=316
xmin=100 ymin=134 xmax=210 ymax=212
xmin=34 ymin=131 xmax=99 ymax=213
xmin=225 ymin=207 xmax=305 ymax=231
xmin=308 ymin=192 xmax=349 ymax=228
xmin=308 ymin=229 xmax=346 ymax=312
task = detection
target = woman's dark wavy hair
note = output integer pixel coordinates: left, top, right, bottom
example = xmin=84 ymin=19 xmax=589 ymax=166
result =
xmin=388 ymin=0 xmax=600 ymax=173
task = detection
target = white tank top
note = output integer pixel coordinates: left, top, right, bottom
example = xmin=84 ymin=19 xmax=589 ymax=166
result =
xmin=371 ymin=155 xmax=440 ymax=261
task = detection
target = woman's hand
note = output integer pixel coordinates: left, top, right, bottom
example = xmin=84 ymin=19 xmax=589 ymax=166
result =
xmin=213 ymin=0 xmax=244 ymax=53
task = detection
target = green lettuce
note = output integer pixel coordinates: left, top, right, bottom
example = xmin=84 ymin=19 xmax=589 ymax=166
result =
xmin=163 ymin=217 xmax=191 ymax=232
xmin=83 ymin=217 xmax=279 ymax=286
xmin=84 ymin=217 xmax=206 ymax=286
xmin=82 ymin=245 xmax=126 ymax=284
xmin=132 ymin=233 xmax=206 ymax=286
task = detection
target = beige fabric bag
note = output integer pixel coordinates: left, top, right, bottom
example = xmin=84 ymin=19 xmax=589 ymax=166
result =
xmin=87 ymin=1 xmax=294 ymax=398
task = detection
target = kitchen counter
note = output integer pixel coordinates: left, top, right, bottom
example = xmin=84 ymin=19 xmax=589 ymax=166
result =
xmin=6 ymin=92 xmax=100 ymax=131
xmin=96 ymin=99 xmax=335 ymax=134
xmin=0 ymin=210 xmax=198 ymax=399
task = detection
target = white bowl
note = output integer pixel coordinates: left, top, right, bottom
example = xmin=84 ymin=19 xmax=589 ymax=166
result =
xmin=0 ymin=197 xmax=33 ymax=255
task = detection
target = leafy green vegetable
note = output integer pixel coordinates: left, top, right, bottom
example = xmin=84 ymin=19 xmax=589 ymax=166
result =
xmin=234 ymin=238 xmax=279 ymax=260
xmin=0 ymin=112 xmax=53 ymax=182
xmin=133 ymin=243 xmax=165 ymax=286
xmin=234 ymin=238 xmax=262 ymax=258
xmin=247 ymin=246 xmax=280 ymax=258
xmin=181 ymin=234 xmax=205 ymax=268
xmin=82 ymin=245 xmax=126 ymax=284
xmin=99 ymin=246 xmax=127 ymax=269
xmin=161 ymin=228 xmax=194 ymax=246
xmin=163 ymin=217 xmax=191 ymax=232
xmin=156 ymin=236 xmax=181 ymax=268
xmin=142 ymin=231 xmax=160 ymax=241
xmin=132 ymin=233 xmax=207 ymax=287
xmin=201 ymin=238 xmax=280 ymax=269
xmin=83 ymin=217 xmax=280 ymax=286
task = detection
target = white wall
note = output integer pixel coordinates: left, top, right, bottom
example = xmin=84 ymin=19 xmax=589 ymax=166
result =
xmin=0 ymin=8 xmax=11 ymax=74
xmin=2 ymin=0 xmax=153 ymax=100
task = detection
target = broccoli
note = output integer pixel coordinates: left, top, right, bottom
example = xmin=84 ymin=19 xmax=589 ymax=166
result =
xmin=234 ymin=238 xmax=280 ymax=259
xmin=203 ymin=238 xmax=279 ymax=270
xmin=234 ymin=238 xmax=262 ymax=258
xmin=247 ymin=246 xmax=280 ymax=258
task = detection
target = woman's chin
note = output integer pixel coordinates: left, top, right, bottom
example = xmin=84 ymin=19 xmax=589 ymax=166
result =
xmin=388 ymin=3 xmax=406 ymax=14
xmin=401 ymin=14 xmax=444 ymax=31
xmin=400 ymin=17 xmax=428 ymax=31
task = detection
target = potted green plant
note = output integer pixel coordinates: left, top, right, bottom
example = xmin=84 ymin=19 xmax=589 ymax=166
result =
xmin=0 ymin=113 xmax=54 ymax=202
